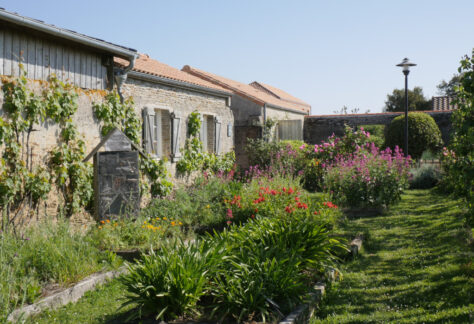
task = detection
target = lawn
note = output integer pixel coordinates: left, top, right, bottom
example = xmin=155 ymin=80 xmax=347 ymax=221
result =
xmin=311 ymin=189 xmax=474 ymax=323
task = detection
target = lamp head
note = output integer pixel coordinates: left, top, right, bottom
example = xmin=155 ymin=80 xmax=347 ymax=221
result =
xmin=396 ymin=58 xmax=417 ymax=73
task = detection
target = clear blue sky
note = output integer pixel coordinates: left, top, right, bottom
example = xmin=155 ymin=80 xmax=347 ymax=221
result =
xmin=2 ymin=0 xmax=473 ymax=115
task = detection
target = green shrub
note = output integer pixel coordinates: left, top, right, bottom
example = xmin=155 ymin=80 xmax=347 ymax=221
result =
xmin=120 ymin=239 xmax=223 ymax=321
xmin=359 ymin=125 xmax=385 ymax=148
xmin=441 ymin=50 xmax=474 ymax=225
xmin=409 ymin=164 xmax=441 ymax=189
xmin=324 ymin=145 xmax=411 ymax=208
xmin=120 ymin=180 xmax=345 ymax=323
xmin=385 ymin=112 xmax=443 ymax=159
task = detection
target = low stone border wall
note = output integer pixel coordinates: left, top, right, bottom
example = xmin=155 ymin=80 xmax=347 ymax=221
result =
xmin=278 ymin=236 xmax=363 ymax=324
xmin=7 ymin=267 xmax=128 ymax=323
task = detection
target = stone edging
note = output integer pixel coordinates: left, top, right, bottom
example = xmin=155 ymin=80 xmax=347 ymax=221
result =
xmin=7 ymin=266 xmax=129 ymax=323
xmin=278 ymin=236 xmax=363 ymax=324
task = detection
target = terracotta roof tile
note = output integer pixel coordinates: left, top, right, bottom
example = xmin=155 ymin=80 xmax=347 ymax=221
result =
xmin=182 ymin=66 xmax=310 ymax=114
xmin=249 ymin=81 xmax=310 ymax=108
xmin=115 ymin=54 xmax=230 ymax=93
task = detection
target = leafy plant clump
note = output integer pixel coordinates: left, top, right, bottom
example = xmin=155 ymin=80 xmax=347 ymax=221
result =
xmin=324 ymin=143 xmax=411 ymax=209
xmin=409 ymin=164 xmax=441 ymax=189
xmin=385 ymin=112 xmax=443 ymax=160
xmin=0 ymin=219 xmax=119 ymax=322
xmin=441 ymin=49 xmax=474 ymax=225
xmin=177 ymin=111 xmax=235 ymax=176
xmin=120 ymin=206 xmax=345 ymax=322
xmin=0 ymin=68 xmax=93 ymax=223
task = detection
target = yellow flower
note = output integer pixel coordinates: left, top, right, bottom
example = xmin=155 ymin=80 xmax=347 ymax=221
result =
xmin=179 ymin=222 xmax=183 ymax=226
xmin=98 ymin=226 xmax=102 ymax=229
xmin=114 ymin=223 xmax=118 ymax=227
xmin=206 ymin=204 xmax=210 ymax=209
xmin=163 ymin=217 xmax=167 ymax=220
xmin=106 ymin=219 xmax=110 ymax=223
xmin=156 ymin=217 xmax=160 ymax=220
xmin=171 ymin=221 xmax=176 ymax=226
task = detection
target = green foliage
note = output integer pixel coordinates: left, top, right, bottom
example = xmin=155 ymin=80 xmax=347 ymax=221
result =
xmin=311 ymin=190 xmax=473 ymax=323
xmin=210 ymin=214 xmax=345 ymax=322
xmin=384 ymin=86 xmax=432 ymax=112
xmin=385 ymin=112 xmax=443 ymax=159
xmin=324 ymin=145 xmax=411 ymax=208
xmin=442 ymin=49 xmax=474 ymax=224
xmin=437 ymin=73 xmax=463 ymax=97
xmin=358 ymin=125 xmax=385 ymax=148
xmin=409 ymin=164 xmax=441 ymax=189
xmin=0 ymin=219 xmax=119 ymax=322
xmin=93 ymin=92 xmax=141 ymax=144
xmin=177 ymin=111 xmax=234 ymax=175
xmin=93 ymin=92 xmax=172 ymax=198
xmin=121 ymin=199 xmax=345 ymax=322
xmin=120 ymin=239 xmax=222 ymax=321
xmin=0 ymin=68 xmax=94 ymax=222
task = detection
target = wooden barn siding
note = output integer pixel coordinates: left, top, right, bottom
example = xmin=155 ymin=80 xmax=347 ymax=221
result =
xmin=277 ymin=120 xmax=303 ymax=141
xmin=0 ymin=28 xmax=107 ymax=89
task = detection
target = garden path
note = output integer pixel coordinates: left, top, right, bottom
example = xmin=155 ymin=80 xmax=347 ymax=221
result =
xmin=311 ymin=190 xmax=474 ymax=323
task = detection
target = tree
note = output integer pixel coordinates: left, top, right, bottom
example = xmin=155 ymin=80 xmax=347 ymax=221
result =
xmin=437 ymin=74 xmax=463 ymax=97
xmin=384 ymin=86 xmax=432 ymax=112
xmin=442 ymin=50 xmax=474 ymax=226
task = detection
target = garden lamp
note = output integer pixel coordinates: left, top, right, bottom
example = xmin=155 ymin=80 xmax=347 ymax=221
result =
xmin=396 ymin=58 xmax=417 ymax=157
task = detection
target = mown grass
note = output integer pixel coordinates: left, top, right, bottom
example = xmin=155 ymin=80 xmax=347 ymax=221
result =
xmin=311 ymin=189 xmax=474 ymax=323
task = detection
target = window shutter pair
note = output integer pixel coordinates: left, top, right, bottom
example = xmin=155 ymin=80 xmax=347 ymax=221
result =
xmin=142 ymin=107 xmax=162 ymax=158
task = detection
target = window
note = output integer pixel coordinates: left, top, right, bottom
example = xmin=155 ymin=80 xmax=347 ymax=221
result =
xmin=200 ymin=114 xmax=222 ymax=155
xmin=143 ymin=108 xmax=172 ymax=159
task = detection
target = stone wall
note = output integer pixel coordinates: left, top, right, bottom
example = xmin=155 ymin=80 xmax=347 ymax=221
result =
xmin=121 ymin=77 xmax=234 ymax=176
xmin=304 ymin=111 xmax=453 ymax=145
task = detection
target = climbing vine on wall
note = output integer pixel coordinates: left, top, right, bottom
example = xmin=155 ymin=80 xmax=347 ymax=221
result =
xmin=176 ymin=111 xmax=235 ymax=175
xmin=93 ymin=92 xmax=173 ymax=198
xmin=0 ymin=66 xmax=93 ymax=228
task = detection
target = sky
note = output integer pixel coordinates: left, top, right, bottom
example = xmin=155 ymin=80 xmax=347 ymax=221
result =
xmin=1 ymin=0 xmax=473 ymax=115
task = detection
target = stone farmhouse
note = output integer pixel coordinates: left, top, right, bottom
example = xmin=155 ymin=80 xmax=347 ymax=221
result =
xmin=0 ymin=9 xmax=235 ymax=178
xmin=0 ymin=8 xmax=315 ymax=176
xmin=182 ymin=65 xmax=311 ymax=167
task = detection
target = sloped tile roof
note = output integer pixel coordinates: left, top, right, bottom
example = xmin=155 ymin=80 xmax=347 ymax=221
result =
xmin=182 ymin=65 xmax=310 ymax=114
xmin=115 ymin=54 xmax=230 ymax=93
xmin=249 ymin=81 xmax=311 ymax=109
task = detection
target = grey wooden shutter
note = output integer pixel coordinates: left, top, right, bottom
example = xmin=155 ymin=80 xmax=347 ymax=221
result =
xmin=142 ymin=108 xmax=155 ymax=154
xmin=171 ymin=112 xmax=182 ymax=161
xmin=154 ymin=110 xmax=162 ymax=158
xmin=200 ymin=114 xmax=208 ymax=152
xmin=215 ymin=117 xmax=222 ymax=155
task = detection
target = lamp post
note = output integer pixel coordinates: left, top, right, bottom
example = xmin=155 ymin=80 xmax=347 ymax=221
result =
xmin=396 ymin=58 xmax=417 ymax=157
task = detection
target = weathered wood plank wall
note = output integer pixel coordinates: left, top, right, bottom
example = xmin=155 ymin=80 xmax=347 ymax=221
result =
xmin=0 ymin=27 xmax=107 ymax=89
xmin=277 ymin=120 xmax=303 ymax=141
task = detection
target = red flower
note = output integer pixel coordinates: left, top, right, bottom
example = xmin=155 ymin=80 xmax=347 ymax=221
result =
xmin=227 ymin=208 xmax=233 ymax=218
xmin=226 ymin=220 xmax=232 ymax=225
xmin=285 ymin=205 xmax=293 ymax=213
xmin=251 ymin=214 xmax=255 ymax=219
xmin=254 ymin=208 xmax=258 ymax=213
xmin=295 ymin=197 xmax=300 ymax=202
xmin=314 ymin=211 xmax=320 ymax=215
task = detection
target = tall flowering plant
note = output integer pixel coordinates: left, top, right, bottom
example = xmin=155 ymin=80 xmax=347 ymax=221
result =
xmin=300 ymin=125 xmax=374 ymax=191
xmin=324 ymin=144 xmax=411 ymax=208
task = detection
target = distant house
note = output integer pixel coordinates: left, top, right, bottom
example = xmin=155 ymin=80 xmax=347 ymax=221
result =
xmin=182 ymin=65 xmax=311 ymax=166
xmin=432 ymin=96 xmax=457 ymax=111
xmin=115 ymin=54 xmax=234 ymax=171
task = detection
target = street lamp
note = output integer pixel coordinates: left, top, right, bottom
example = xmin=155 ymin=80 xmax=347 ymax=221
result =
xmin=396 ymin=58 xmax=417 ymax=157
